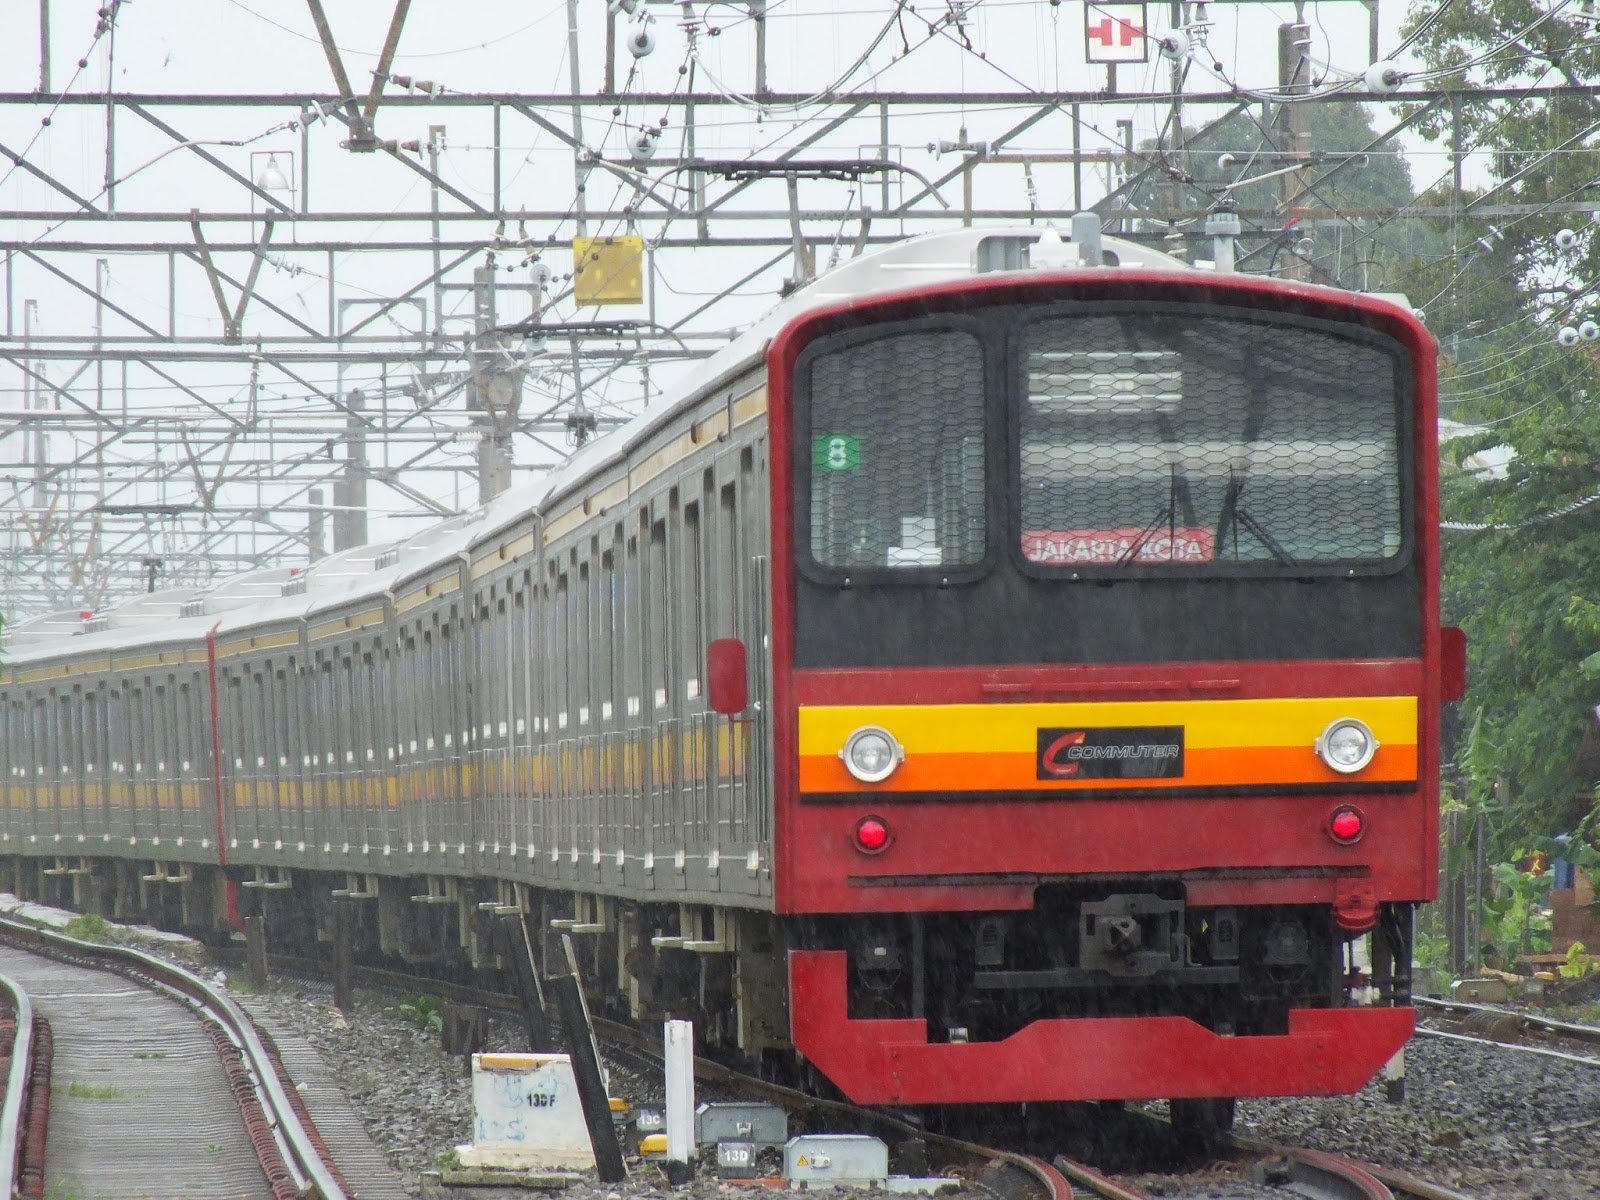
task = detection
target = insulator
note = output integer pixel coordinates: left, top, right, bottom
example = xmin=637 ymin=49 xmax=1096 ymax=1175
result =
xmin=1557 ymin=228 xmax=1580 ymax=250
xmin=627 ymin=22 xmax=656 ymax=57
xmin=1558 ymin=325 xmax=1581 ymax=347
xmin=1363 ymin=60 xmax=1404 ymax=94
xmin=1581 ymin=320 xmax=1599 ymax=342
xmin=1159 ymin=31 xmax=1190 ymax=61
xmin=629 ymin=129 xmax=658 ymax=163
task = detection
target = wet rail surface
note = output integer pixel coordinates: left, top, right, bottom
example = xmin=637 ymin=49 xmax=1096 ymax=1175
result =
xmin=0 ymin=940 xmax=282 ymax=1198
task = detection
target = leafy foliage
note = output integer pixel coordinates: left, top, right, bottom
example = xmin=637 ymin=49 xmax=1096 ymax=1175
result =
xmin=1404 ymin=0 xmax=1600 ymax=856
xmin=1482 ymin=859 xmax=1553 ymax=965
xmin=1558 ymin=940 xmax=1596 ymax=979
xmin=397 ymin=993 xmax=444 ymax=1033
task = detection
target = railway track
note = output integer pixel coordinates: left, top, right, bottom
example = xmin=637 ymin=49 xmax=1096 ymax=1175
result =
xmin=1414 ymin=995 xmax=1600 ymax=1068
xmin=249 ymin=949 xmax=1482 ymax=1200
xmin=0 ymin=916 xmax=352 ymax=1200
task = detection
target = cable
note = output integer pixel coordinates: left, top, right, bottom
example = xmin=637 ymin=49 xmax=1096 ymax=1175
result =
xmin=687 ymin=0 xmax=907 ymax=114
xmin=0 ymin=2 xmax=130 ymax=194
xmin=226 ymin=0 xmax=565 ymax=59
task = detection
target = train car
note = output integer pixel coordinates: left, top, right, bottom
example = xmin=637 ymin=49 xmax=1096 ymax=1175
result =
xmin=0 ymin=220 xmax=1454 ymax=1127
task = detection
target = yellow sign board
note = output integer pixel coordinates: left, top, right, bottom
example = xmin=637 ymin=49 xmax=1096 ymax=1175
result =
xmin=572 ymin=235 xmax=644 ymax=305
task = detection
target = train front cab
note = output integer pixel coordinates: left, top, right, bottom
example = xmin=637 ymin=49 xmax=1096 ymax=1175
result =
xmin=765 ymin=270 xmax=1447 ymax=1108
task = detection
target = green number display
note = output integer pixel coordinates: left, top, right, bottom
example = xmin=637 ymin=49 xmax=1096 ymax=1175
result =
xmin=813 ymin=434 xmax=861 ymax=472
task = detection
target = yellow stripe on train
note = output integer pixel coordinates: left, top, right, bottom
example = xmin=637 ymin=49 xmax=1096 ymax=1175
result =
xmin=797 ymin=696 xmax=1418 ymax=756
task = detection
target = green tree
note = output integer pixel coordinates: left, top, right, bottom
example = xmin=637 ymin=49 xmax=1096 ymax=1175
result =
xmin=1127 ymin=99 xmax=1432 ymax=287
xmin=1410 ymin=0 xmax=1600 ymax=853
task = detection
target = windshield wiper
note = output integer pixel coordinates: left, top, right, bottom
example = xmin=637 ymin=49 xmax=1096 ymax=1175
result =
xmin=1117 ymin=464 xmax=1180 ymax=565
xmin=1216 ymin=469 xmax=1295 ymax=565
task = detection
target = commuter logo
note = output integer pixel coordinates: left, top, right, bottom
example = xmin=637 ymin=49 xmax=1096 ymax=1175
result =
xmin=1036 ymin=726 xmax=1184 ymax=780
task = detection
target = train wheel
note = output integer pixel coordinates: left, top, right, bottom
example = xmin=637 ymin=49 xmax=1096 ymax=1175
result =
xmin=1168 ymin=1097 xmax=1235 ymax=1154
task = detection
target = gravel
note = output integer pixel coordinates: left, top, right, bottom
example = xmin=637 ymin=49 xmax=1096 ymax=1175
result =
xmin=8 ymin=899 xmax=1600 ymax=1200
xmin=1229 ymin=1027 xmax=1600 ymax=1200
xmin=151 ymin=965 xmax=1600 ymax=1200
xmin=240 ymin=972 xmax=1600 ymax=1200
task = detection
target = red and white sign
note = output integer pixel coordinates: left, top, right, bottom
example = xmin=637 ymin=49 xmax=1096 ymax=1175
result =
xmin=1023 ymin=527 xmax=1215 ymax=565
xmin=1084 ymin=3 xmax=1148 ymax=64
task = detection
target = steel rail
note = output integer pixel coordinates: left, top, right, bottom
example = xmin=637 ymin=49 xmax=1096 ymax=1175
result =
xmin=1050 ymin=1153 xmax=1150 ymax=1200
xmin=1415 ymin=1026 xmax=1600 ymax=1069
xmin=1357 ymin=1160 xmax=1482 ymax=1200
xmin=1415 ymin=995 xmax=1600 ymax=1044
xmin=0 ymin=971 xmax=34 ymax=1200
xmin=0 ymin=918 xmax=347 ymax=1200
xmin=1261 ymin=1147 xmax=1392 ymax=1200
xmin=1229 ymin=1134 xmax=1479 ymax=1200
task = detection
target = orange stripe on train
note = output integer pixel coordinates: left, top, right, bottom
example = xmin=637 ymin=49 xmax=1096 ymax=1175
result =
xmin=798 ymin=743 xmax=1419 ymax=793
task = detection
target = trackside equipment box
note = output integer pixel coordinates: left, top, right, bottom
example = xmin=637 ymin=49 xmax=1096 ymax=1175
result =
xmin=696 ymin=1101 xmax=788 ymax=1148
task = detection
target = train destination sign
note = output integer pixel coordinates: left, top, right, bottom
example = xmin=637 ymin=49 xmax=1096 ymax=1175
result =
xmin=1022 ymin=526 xmax=1215 ymax=564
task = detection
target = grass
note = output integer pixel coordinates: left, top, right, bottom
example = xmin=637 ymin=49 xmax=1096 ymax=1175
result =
xmin=62 ymin=914 xmax=111 ymax=943
xmin=60 ymin=1081 xmax=123 ymax=1100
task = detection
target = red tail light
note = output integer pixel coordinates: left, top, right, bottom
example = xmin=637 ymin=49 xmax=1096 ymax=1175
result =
xmin=1328 ymin=805 xmax=1365 ymax=845
xmin=853 ymin=815 xmax=891 ymax=854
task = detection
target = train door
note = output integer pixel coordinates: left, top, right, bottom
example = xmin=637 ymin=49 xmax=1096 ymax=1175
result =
xmin=511 ymin=573 xmax=535 ymax=870
xmin=646 ymin=497 xmax=685 ymax=892
xmin=1 ymin=695 xmax=17 ymax=842
xmin=175 ymin=675 xmax=202 ymax=847
xmin=595 ymin=534 xmax=623 ymax=890
xmin=621 ymin=516 xmax=649 ymax=890
xmin=550 ymin=562 xmax=573 ymax=882
xmin=80 ymin=683 xmax=104 ymax=841
xmin=53 ymin=688 xmax=76 ymax=841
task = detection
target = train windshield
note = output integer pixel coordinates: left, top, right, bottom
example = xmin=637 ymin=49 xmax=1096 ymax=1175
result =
xmin=806 ymin=324 xmax=988 ymax=570
xmin=1019 ymin=310 xmax=1405 ymax=571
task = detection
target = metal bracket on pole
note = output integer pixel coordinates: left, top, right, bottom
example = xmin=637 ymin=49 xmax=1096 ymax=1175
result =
xmin=190 ymin=212 xmax=274 ymax=343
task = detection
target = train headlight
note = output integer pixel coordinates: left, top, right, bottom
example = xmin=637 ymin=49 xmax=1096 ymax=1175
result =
xmin=840 ymin=726 xmax=904 ymax=783
xmin=1315 ymin=718 xmax=1378 ymax=774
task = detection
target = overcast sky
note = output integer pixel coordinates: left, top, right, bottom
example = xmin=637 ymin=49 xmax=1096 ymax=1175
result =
xmin=0 ymin=1 xmax=1451 ymax=618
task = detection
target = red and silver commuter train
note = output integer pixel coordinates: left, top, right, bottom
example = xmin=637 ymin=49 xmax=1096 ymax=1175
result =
xmin=0 ymin=223 xmax=1455 ymax=1124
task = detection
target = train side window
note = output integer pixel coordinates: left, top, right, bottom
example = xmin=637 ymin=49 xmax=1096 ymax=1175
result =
xmin=648 ymin=516 xmax=671 ymax=712
xmin=683 ymin=499 xmax=704 ymax=702
xmin=531 ymin=576 xmax=550 ymax=742
xmin=511 ymin=585 xmax=530 ymax=740
xmin=718 ymin=481 xmax=740 ymax=642
xmin=596 ymin=545 xmax=617 ymax=725
xmin=103 ymin=686 xmax=119 ymax=781
xmin=575 ymin=563 xmax=592 ymax=727
xmin=56 ymin=692 xmax=76 ymax=780
xmin=553 ymin=571 xmax=571 ymax=731
xmin=624 ymin=526 xmax=644 ymax=722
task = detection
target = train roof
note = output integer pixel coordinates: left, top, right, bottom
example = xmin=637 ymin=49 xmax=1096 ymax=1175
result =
xmin=0 ymin=223 xmax=1255 ymax=666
